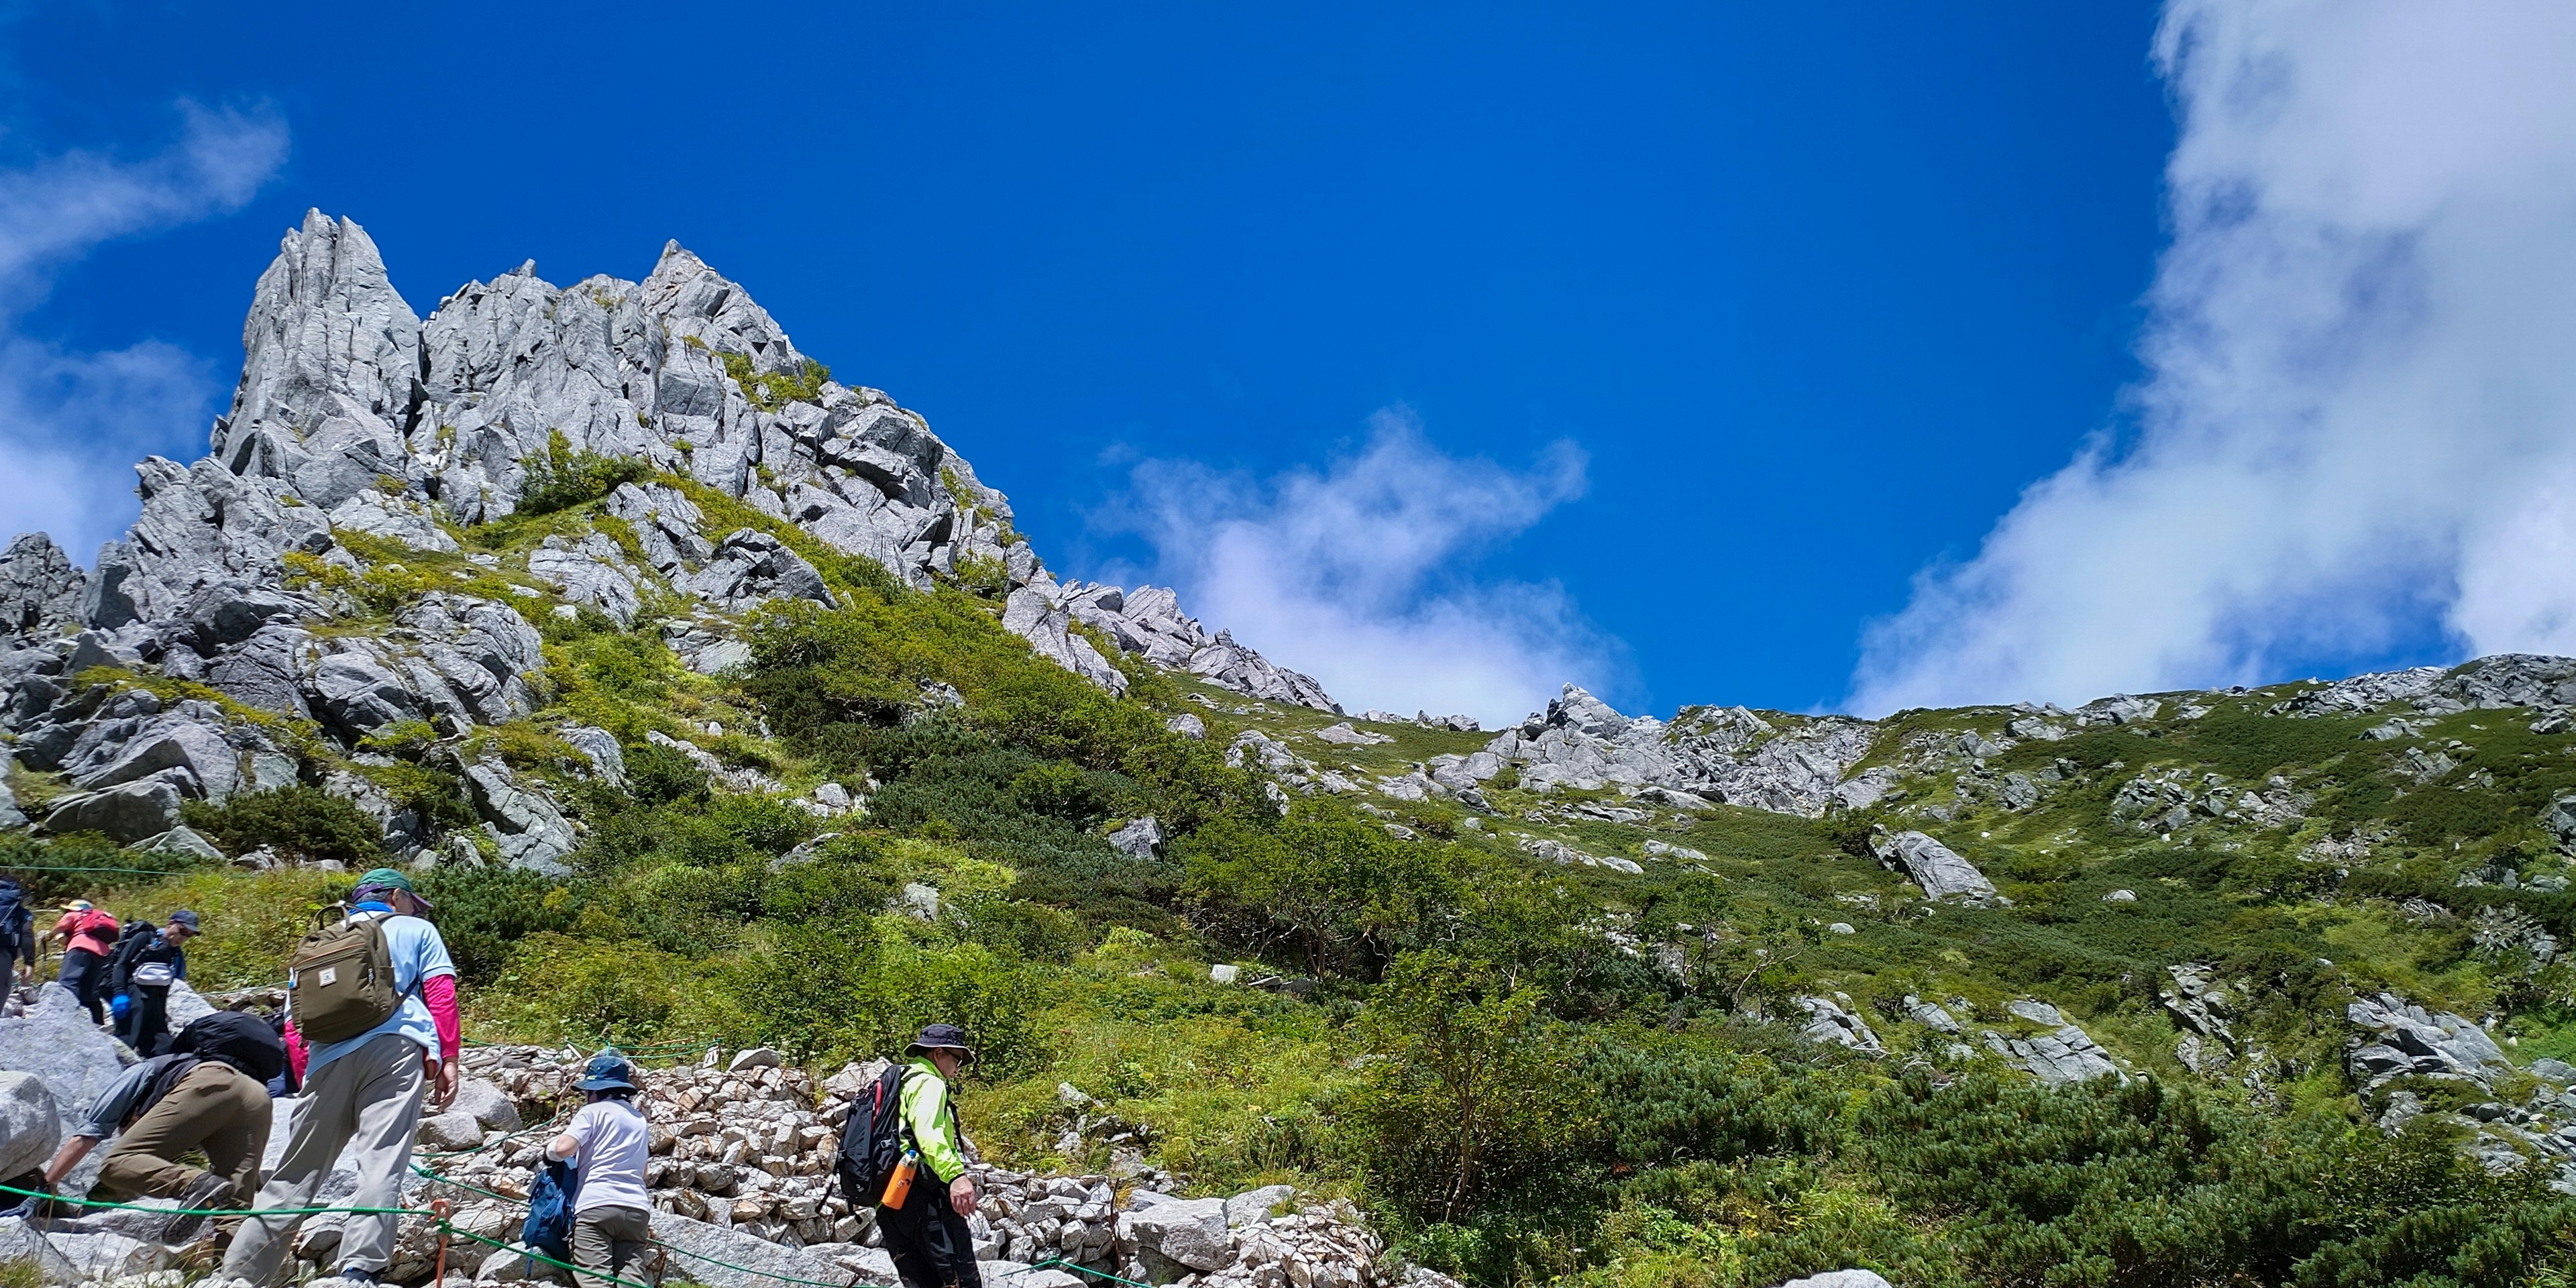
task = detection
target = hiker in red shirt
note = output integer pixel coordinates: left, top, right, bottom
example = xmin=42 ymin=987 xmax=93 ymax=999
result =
xmin=46 ymin=900 xmax=120 ymax=1026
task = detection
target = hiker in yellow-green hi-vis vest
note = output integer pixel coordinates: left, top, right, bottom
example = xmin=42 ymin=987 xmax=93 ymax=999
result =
xmin=882 ymin=1024 xmax=982 ymax=1288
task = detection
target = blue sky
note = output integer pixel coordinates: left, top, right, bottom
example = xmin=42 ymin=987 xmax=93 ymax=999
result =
xmin=8 ymin=3 xmax=2569 ymax=723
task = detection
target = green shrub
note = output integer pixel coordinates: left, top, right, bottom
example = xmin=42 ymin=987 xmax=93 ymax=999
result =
xmin=182 ymin=787 xmax=384 ymax=867
xmin=714 ymin=351 xmax=830 ymax=413
xmin=517 ymin=429 xmax=649 ymax=516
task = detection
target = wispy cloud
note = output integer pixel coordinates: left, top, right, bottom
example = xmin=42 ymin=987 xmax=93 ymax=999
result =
xmin=1092 ymin=411 xmax=1617 ymax=724
xmin=0 ymin=103 xmax=288 ymax=561
xmin=1849 ymin=0 xmax=2576 ymax=714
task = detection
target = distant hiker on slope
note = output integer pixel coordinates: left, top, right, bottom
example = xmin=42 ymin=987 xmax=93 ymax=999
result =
xmin=219 ymin=869 xmax=459 ymax=1288
xmin=843 ymin=1024 xmax=983 ymax=1288
xmin=11 ymin=1010 xmax=289 ymax=1241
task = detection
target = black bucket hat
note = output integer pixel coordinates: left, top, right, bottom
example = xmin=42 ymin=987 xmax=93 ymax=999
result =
xmin=904 ymin=1024 xmax=976 ymax=1065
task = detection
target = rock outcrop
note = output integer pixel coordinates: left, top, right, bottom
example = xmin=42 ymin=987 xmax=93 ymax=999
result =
xmin=1479 ymin=686 xmax=1873 ymax=817
xmin=1061 ymin=583 xmax=1338 ymax=712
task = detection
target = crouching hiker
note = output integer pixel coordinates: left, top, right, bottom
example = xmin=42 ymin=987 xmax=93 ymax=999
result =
xmin=221 ymin=869 xmax=459 ymax=1288
xmin=839 ymin=1024 xmax=982 ymax=1288
xmin=11 ymin=1010 xmax=288 ymax=1240
xmin=545 ymin=1053 xmax=653 ymax=1288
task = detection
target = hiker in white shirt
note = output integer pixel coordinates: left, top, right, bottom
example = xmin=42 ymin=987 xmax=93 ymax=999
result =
xmin=551 ymin=1052 xmax=653 ymax=1287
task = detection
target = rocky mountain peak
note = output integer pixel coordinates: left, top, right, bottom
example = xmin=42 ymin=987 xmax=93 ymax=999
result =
xmin=3 ymin=210 xmax=1342 ymax=800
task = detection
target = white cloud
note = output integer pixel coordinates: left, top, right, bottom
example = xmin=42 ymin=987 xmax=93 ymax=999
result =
xmin=0 ymin=104 xmax=288 ymax=561
xmin=1093 ymin=411 xmax=1617 ymax=724
xmin=1849 ymin=0 xmax=2576 ymax=714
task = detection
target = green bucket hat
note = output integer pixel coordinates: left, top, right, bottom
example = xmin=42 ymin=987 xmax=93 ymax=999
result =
xmin=352 ymin=867 xmax=433 ymax=910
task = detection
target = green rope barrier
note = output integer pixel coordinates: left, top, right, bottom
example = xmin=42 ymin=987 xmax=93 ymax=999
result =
xmin=1014 ymin=1256 xmax=1160 ymax=1288
xmin=0 ymin=863 xmax=210 ymax=877
xmin=409 ymin=1221 xmax=663 ymax=1288
xmin=0 ymin=1179 xmax=426 ymax=1220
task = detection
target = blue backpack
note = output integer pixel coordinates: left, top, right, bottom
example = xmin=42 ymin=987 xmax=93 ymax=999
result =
xmin=520 ymin=1158 xmax=582 ymax=1267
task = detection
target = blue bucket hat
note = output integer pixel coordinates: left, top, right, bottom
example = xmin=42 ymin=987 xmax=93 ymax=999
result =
xmin=575 ymin=1052 xmax=639 ymax=1093
xmin=166 ymin=910 xmax=201 ymax=932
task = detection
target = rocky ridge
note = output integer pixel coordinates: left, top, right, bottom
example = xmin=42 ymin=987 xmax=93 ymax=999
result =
xmin=1 ymin=210 xmax=1334 ymax=865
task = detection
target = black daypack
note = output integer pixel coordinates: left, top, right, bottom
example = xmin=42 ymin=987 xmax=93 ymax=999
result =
xmin=833 ymin=1064 xmax=913 ymax=1206
xmin=173 ymin=1011 xmax=288 ymax=1088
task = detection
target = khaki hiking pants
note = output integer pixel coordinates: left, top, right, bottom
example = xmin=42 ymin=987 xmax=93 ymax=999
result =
xmin=93 ymin=1061 xmax=271 ymax=1205
xmin=221 ymin=1032 xmax=427 ymax=1283
xmin=572 ymin=1203 xmax=654 ymax=1287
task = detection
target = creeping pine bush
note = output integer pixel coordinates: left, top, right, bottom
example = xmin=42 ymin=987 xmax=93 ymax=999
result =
xmin=182 ymin=787 xmax=384 ymax=867
xmin=517 ymin=429 xmax=648 ymax=515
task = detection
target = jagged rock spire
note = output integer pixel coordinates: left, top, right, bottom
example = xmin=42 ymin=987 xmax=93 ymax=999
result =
xmin=216 ymin=209 xmax=423 ymax=467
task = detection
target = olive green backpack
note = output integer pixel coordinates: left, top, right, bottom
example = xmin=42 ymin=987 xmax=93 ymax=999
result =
xmin=287 ymin=905 xmax=407 ymax=1044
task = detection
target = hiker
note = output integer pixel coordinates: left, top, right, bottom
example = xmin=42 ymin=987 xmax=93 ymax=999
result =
xmin=46 ymin=900 xmax=120 ymax=1025
xmin=219 ymin=869 xmax=459 ymax=1288
xmin=0 ymin=876 xmax=32 ymax=995
xmin=109 ymin=908 xmax=199 ymax=1056
xmin=546 ymin=1052 xmax=653 ymax=1287
xmin=879 ymin=1024 xmax=983 ymax=1288
xmin=11 ymin=1010 xmax=288 ymax=1241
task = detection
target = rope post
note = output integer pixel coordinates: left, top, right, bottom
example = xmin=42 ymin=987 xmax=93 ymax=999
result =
xmin=432 ymin=1197 xmax=455 ymax=1285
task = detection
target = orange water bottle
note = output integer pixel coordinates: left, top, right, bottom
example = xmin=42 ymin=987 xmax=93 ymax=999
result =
xmin=880 ymin=1147 xmax=920 ymax=1208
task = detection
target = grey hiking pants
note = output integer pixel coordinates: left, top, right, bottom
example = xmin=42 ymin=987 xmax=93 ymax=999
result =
xmin=221 ymin=1032 xmax=428 ymax=1283
xmin=573 ymin=1203 xmax=654 ymax=1287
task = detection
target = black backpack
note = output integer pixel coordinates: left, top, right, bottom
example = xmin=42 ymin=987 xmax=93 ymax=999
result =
xmin=833 ymin=1065 xmax=914 ymax=1206
xmin=173 ymin=1011 xmax=289 ymax=1088
xmin=0 ymin=879 xmax=23 ymax=955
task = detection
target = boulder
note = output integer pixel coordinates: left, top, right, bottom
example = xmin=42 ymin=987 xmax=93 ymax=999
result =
xmin=0 ymin=768 xmax=21 ymax=830
xmin=1126 ymin=1195 xmax=1232 ymax=1273
xmin=650 ymin=1210 xmax=857 ymax=1288
xmin=0 ymin=1071 xmax=62 ymax=1179
xmin=40 ymin=777 xmax=183 ymax=843
xmin=563 ymin=727 xmax=625 ymax=786
xmin=464 ymin=761 xmax=578 ymax=873
xmin=418 ymin=1108 xmax=486 ymax=1152
xmin=451 ymin=1078 xmax=523 ymax=1132
xmin=1106 ymin=816 xmax=1163 ymax=859
xmin=1773 ymin=1274 xmax=1894 ymax=1288
xmin=1224 ymin=1185 xmax=1293 ymax=1227
xmin=1795 ymin=996 xmax=1884 ymax=1055
xmin=0 ymin=1216 xmax=171 ymax=1281
xmin=1870 ymin=831 xmax=2004 ymax=906
xmin=0 ymin=985 xmax=133 ymax=1142
xmin=129 ymin=824 xmax=226 ymax=862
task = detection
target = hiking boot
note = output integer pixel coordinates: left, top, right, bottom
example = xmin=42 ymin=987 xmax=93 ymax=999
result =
xmin=335 ymin=1267 xmax=382 ymax=1287
xmin=159 ymin=1172 xmax=235 ymax=1242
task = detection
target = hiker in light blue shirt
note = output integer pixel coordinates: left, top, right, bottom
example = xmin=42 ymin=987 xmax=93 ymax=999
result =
xmin=221 ymin=870 xmax=461 ymax=1288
